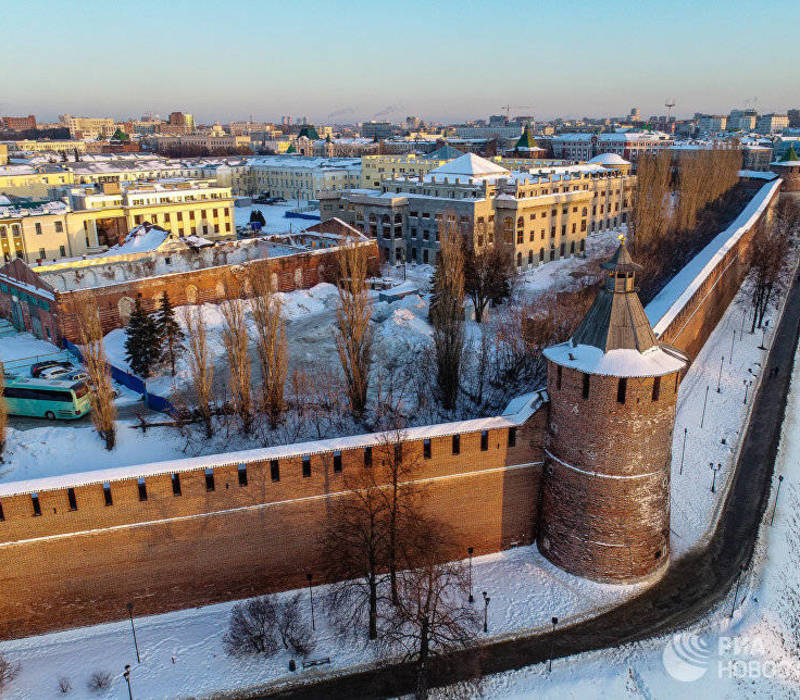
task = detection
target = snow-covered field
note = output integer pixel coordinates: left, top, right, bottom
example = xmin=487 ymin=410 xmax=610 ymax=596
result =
xmin=460 ymin=331 xmax=800 ymax=700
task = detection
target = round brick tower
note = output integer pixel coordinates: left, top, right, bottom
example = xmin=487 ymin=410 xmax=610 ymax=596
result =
xmin=538 ymin=242 xmax=687 ymax=583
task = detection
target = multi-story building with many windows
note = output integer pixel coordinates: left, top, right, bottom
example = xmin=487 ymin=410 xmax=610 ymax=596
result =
xmin=550 ymin=131 xmax=673 ymax=164
xmin=319 ymin=153 xmax=634 ymax=267
xmin=0 ymin=180 xmax=235 ymax=264
xmin=249 ymin=156 xmax=361 ymax=202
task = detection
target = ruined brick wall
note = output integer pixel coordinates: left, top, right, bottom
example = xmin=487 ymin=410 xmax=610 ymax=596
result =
xmin=52 ymin=241 xmax=379 ymax=342
xmin=0 ymin=412 xmax=546 ymax=639
xmin=537 ymin=363 xmax=680 ymax=582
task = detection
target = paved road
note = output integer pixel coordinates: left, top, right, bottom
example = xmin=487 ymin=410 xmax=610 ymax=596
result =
xmin=246 ymin=271 xmax=800 ymax=699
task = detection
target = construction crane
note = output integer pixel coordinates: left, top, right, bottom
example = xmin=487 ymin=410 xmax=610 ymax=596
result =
xmin=501 ymin=104 xmax=533 ymax=120
xmin=665 ymin=99 xmax=676 ymax=120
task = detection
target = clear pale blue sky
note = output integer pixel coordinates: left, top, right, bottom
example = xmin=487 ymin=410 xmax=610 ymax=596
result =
xmin=3 ymin=0 xmax=798 ymax=124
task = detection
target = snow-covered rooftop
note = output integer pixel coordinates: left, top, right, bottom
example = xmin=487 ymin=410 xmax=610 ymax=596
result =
xmin=426 ymin=153 xmax=510 ymax=182
xmin=543 ymin=342 xmax=686 ymax=378
xmin=587 ymin=153 xmax=630 ymax=165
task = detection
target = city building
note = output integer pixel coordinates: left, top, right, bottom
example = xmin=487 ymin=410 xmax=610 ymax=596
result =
xmin=359 ymin=148 xmax=462 ymax=188
xmin=507 ymin=125 xmax=548 ymax=158
xmin=0 ymin=163 xmax=74 ymax=197
xmin=4 ymin=139 xmax=87 ymax=154
xmin=728 ymin=109 xmax=758 ymax=131
xmin=249 ymin=156 xmax=361 ymax=201
xmin=59 ymin=115 xmax=116 ymax=139
xmin=756 ymin=113 xmax=789 ymax=134
xmin=360 ymin=121 xmax=395 ymax=140
xmin=1 ymin=115 xmax=37 ymax=132
xmin=319 ymin=152 xmax=634 ymax=265
xmin=697 ymin=114 xmax=727 ymax=134
xmin=0 ymin=145 xmax=6 ymax=167
xmin=168 ymin=111 xmax=195 ymax=131
xmin=550 ymin=131 xmax=674 ymax=164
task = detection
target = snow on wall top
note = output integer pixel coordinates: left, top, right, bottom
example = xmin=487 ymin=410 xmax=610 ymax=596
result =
xmin=543 ymin=342 xmax=686 ymax=378
xmin=0 ymin=391 xmax=547 ymax=497
xmin=645 ymin=178 xmax=782 ymax=336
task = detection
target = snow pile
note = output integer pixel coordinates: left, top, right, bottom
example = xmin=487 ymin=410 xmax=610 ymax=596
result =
xmin=104 ymin=223 xmax=170 ymax=255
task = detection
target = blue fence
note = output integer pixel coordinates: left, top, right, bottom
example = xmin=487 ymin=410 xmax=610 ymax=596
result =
xmin=62 ymin=339 xmax=176 ymax=416
xmin=285 ymin=211 xmax=321 ymax=221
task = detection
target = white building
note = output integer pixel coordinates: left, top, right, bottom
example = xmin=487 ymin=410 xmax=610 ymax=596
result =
xmin=697 ymin=115 xmax=727 ymax=134
xmin=249 ymin=156 xmax=361 ymax=202
xmin=756 ymin=113 xmax=789 ymax=134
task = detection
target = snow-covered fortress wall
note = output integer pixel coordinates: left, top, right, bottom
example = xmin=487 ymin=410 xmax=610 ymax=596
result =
xmin=0 ymin=179 xmax=783 ymax=638
xmin=645 ymin=178 xmax=782 ymax=358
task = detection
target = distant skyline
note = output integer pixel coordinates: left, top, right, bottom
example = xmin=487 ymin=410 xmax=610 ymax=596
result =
xmin=3 ymin=0 xmax=799 ymax=125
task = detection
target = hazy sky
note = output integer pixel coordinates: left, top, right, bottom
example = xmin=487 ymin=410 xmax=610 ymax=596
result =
xmin=3 ymin=0 xmax=798 ymax=124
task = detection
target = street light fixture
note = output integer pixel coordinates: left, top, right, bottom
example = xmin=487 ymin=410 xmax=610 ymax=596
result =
xmin=710 ymin=462 xmax=722 ymax=494
xmin=306 ymin=573 xmax=315 ymax=631
xmin=467 ymin=547 xmax=474 ymax=603
xmin=482 ymin=591 xmax=490 ymax=634
xmin=549 ymin=616 xmax=558 ymax=672
xmin=126 ymin=602 xmax=140 ymax=664
xmin=770 ymin=475 xmax=785 ymax=526
xmin=123 ymin=664 xmax=133 ymax=700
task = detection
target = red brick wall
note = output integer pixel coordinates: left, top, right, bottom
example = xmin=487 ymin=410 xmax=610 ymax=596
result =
xmin=538 ymin=363 xmax=680 ymax=582
xmin=53 ymin=241 xmax=379 ymax=342
xmin=0 ymin=414 xmax=546 ymax=639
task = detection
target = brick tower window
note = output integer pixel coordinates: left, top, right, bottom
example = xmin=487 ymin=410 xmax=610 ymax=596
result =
xmin=270 ymin=459 xmax=280 ymax=482
xmin=302 ymin=455 xmax=311 ymax=478
xmin=172 ymin=473 xmax=182 ymax=496
xmin=481 ymin=430 xmax=489 ymax=451
xmin=31 ymin=493 xmax=41 ymax=516
xmin=205 ymin=469 xmax=215 ymax=492
xmin=333 ymin=451 xmax=342 ymax=473
xmin=103 ymin=483 xmax=113 ymax=506
xmin=617 ymin=378 xmax=627 ymax=404
xmin=238 ymin=464 xmax=248 ymax=486
xmin=67 ymin=488 xmax=78 ymax=511
xmin=652 ymin=376 xmax=661 ymax=402
xmin=0 ymin=499 xmax=4 ymax=521
xmin=423 ymin=439 xmax=431 ymax=459
xmin=582 ymin=373 xmax=590 ymax=399
xmin=137 ymin=478 xmax=147 ymax=501
xmin=452 ymin=434 xmax=460 ymax=455
xmin=364 ymin=447 xmax=372 ymax=467
xmin=508 ymin=427 xmax=517 ymax=447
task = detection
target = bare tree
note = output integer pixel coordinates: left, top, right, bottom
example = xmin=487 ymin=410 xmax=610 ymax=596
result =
xmin=182 ymin=306 xmax=214 ymax=438
xmin=747 ymin=198 xmax=799 ymax=332
xmin=87 ymin=671 xmax=111 ymax=693
xmin=249 ymin=267 xmax=288 ymax=429
xmin=223 ymin=597 xmax=281 ymax=657
xmin=462 ymin=237 xmax=516 ymax=323
xmin=274 ymin=593 xmax=315 ymax=656
xmin=430 ymin=222 xmax=465 ymax=411
xmin=629 ymin=150 xmax=672 ymax=255
xmin=334 ymin=239 xmax=374 ymax=419
xmin=380 ymin=523 xmax=480 ymax=700
xmin=220 ymin=295 xmax=253 ymax=434
xmin=0 ymin=654 xmax=20 ymax=693
xmin=322 ymin=464 xmax=390 ymax=641
xmin=69 ymin=295 xmax=116 ymax=450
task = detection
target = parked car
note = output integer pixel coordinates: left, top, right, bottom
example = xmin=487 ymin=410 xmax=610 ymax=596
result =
xmin=30 ymin=360 xmax=72 ymax=378
xmin=39 ymin=366 xmax=71 ymax=380
xmin=67 ymin=370 xmax=89 ymax=382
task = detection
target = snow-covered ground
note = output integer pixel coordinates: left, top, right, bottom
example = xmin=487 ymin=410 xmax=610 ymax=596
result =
xmin=0 ymin=272 xmax=787 ymax=698
xmin=234 ymin=201 xmax=320 ymax=233
xmin=460 ymin=330 xmax=800 ymax=699
xmin=0 ymin=547 xmax=644 ymax=700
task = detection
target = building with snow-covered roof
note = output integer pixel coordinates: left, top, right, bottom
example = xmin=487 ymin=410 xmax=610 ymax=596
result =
xmin=320 ymin=152 xmax=635 ymax=265
xmin=550 ymin=131 xmax=673 ymax=165
xmin=249 ymin=156 xmax=361 ymax=202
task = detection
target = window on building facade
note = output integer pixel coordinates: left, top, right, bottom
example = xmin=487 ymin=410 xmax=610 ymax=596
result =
xmin=138 ymin=478 xmax=147 ymax=501
xmin=205 ymin=468 xmax=215 ymax=492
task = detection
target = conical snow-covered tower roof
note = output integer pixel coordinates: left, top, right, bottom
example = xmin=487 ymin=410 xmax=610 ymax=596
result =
xmin=543 ymin=239 xmax=687 ymax=377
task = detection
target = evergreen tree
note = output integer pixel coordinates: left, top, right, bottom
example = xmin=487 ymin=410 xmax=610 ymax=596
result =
xmin=250 ymin=209 xmax=266 ymax=227
xmin=124 ymin=298 xmax=162 ymax=379
xmin=156 ymin=292 xmax=185 ymax=376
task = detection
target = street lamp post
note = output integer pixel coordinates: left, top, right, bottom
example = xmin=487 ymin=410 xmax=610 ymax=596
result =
xmin=743 ymin=379 xmax=752 ymax=405
xmin=729 ymin=330 xmax=735 ymax=364
xmin=679 ymin=427 xmax=688 ymax=475
xmin=770 ymin=475 xmax=784 ymax=526
xmin=758 ymin=320 xmax=770 ymax=350
xmin=468 ymin=547 xmax=474 ymax=603
xmin=700 ymin=385 xmax=710 ymax=428
xmin=717 ymin=355 xmax=724 ymax=393
xmin=710 ymin=462 xmax=722 ymax=494
xmin=548 ymin=617 xmax=558 ymax=672
xmin=126 ymin=603 xmax=140 ymax=664
xmin=730 ymin=565 xmax=745 ymax=619
xmin=306 ymin=573 xmax=315 ymax=631
xmin=123 ymin=664 xmax=133 ymax=700
xmin=482 ymin=591 xmax=490 ymax=634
